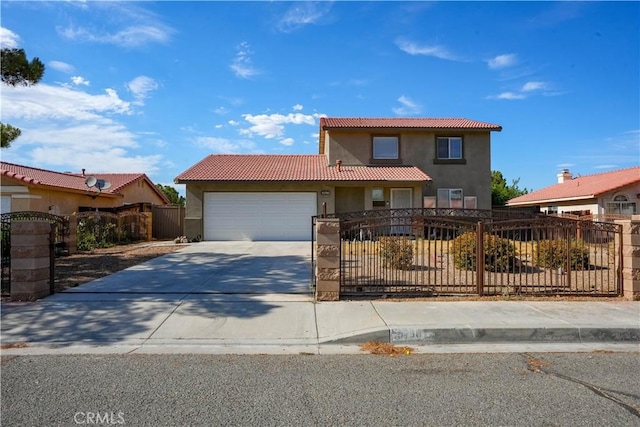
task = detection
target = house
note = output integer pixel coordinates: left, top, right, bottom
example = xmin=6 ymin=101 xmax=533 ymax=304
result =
xmin=507 ymin=167 xmax=640 ymax=218
xmin=0 ymin=161 xmax=169 ymax=215
xmin=175 ymin=117 xmax=502 ymax=241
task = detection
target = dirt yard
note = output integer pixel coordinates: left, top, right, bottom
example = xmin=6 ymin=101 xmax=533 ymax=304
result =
xmin=54 ymin=241 xmax=185 ymax=293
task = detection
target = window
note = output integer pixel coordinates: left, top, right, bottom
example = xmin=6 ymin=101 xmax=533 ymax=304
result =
xmin=372 ymin=188 xmax=385 ymax=207
xmin=437 ymin=188 xmax=463 ymax=208
xmin=606 ymin=195 xmax=637 ymax=215
xmin=372 ymin=136 xmax=399 ymax=160
xmin=463 ymin=196 xmax=477 ymax=209
xmin=436 ymin=137 xmax=462 ymax=160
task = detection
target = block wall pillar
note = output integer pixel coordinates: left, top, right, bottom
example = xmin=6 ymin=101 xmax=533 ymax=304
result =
xmin=315 ymin=218 xmax=340 ymax=301
xmin=11 ymin=220 xmax=52 ymax=301
xmin=617 ymin=216 xmax=640 ymax=301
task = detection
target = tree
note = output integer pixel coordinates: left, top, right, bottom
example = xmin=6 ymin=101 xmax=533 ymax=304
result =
xmin=1 ymin=48 xmax=45 ymax=148
xmin=156 ymin=184 xmax=186 ymax=206
xmin=491 ymin=170 xmax=528 ymax=206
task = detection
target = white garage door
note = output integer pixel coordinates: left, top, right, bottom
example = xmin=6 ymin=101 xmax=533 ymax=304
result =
xmin=203 ymin=192 xmax=317 ymax=241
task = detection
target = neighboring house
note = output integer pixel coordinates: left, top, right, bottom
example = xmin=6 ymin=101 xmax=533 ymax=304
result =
xmin=507 ymin=167 xmax=640 ymax=217
xmin=175 ymin=117 xmax=502 ymax=241
xmin=0 ymin=161 xmax=169 ymax=215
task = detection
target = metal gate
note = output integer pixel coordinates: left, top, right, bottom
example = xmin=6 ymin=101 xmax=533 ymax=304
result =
xmin=335 ymin=209 xmax=622 ymax=297
xmin=1 ymin=212 xmax=69 ymax=297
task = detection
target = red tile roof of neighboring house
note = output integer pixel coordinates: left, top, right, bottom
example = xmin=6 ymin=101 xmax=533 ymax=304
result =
xmin=508 ymin=166 xmax=640 ymax=206
xmin=1 ymin=161 xmax=169 ymax=203
xmin=320 ymin=117 xmax=502 ymax=131
xmin=175 ymin=155 xmax=431 ymax=182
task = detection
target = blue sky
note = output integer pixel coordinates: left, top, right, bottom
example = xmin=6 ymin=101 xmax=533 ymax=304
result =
xmin=1 ymin=1 xmax=638 ymax=195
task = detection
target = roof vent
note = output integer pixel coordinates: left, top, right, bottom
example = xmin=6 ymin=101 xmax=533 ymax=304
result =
xmin=336 ymin=159 xmax=342 ymax=172
xmin=557 ymin=169 xmax=573 ymax=183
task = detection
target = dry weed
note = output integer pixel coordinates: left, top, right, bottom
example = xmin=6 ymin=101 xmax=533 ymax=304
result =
xmin=360 ymin=341 xmax=414 ymax=356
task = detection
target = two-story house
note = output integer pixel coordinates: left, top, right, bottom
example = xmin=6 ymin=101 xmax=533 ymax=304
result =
xmin=175 ymin=117 xmax=502 ymax=241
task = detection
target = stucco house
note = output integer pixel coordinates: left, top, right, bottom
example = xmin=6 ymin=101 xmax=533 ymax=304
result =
xmin=176 ymin=117 xmax=502 ymax=241
xmin=0 ymin=161 xmax=169 ymax=215
xmin=507 ymin=167 xmax=640 ymax=218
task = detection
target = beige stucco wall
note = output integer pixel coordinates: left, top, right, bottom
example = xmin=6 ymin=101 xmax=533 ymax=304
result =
xmin=183 ymin=181 xmax=423 ymax=239
xmin=0 ymin=181 xmax=122 ymax=215
xmin=538 ymin=183 xmax=640 ymax=215
xmin=324 ymin=130 xmax=493 ymax=209
xmin=0 ymin=177 xmax=166 ymax=215
xmin=119 ymin=179 xmax=167 ymax=205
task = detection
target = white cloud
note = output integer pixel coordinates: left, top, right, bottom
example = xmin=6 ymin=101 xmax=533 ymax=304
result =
xmin=195 ymin=136 xmax=257 ymax=153
xmin=2 ymin=84 xmax=131 ymax=121
xmin=392 ymin=95 xmax=422 ymax=115
xmin=230 ymin=41 xmax=260 ymax=79
xmin=279 ymin=138 xmax=295 ymax=146
xmin=395 ymin=38 xmax=459 ymax=61
xmin=292 ymin=104 xmax=304 ymax=111
xmin=277 ymin=2 xmax=332 ymax=33
xmin=71 ymin=76 xmax=90 ymax=86
xmin=228 ymin=120 xmax=240 ymax=126
xmin=521 ymin=81 xmax=547 ymax=92
xmin=126 ymin=76 xmax=159 ymax=106
xmin=49 ymin=61 xmax=75 ymax=74
xmin=489 ymin=92 xmax=526 ymax=100
xmin=55 ymin=3 xmax=174 ymax=48
xmin=58 ymin=25 xmax=172 ymax=48
xmin=240 ymin=113 xmax=318 ymax=139
xmin=487 ymin=54 xmax=517 ymax=69
xmin=0 ymin=27 xmax=20 ymax=49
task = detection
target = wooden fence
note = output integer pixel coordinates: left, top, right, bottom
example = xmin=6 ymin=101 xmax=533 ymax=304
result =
xmin=152 ymin=205 xmax=185 ymax=239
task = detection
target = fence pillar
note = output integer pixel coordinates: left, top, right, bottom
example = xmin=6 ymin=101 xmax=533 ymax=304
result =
xmin=315 ymin=218 xmax=340 ymax=301
xmin=10 ymin=220 xmax=52 ymax=301
xmin=617 ymin=216 xmax=640 ymax=301
xmin=67 ymin=216 xmax=77 ymax=254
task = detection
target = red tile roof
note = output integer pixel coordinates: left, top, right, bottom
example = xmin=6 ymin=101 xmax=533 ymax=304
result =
xmin=1 ymin=162 xmax=169 ymax=203
xmin=508 ymin=166 xmax=640 ymax=206
xmin=175 ymin=155 xmax=431 ymax=182
xmin=320 ymin=117 xmax=502 ymax=131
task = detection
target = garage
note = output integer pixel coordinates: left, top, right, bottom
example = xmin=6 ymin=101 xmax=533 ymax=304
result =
xmin=203 ymin=192 xmax=317 ymax=241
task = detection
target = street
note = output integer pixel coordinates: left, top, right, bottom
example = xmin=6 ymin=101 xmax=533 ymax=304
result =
xmin=2 ymin=352 xmax=639 ymax=426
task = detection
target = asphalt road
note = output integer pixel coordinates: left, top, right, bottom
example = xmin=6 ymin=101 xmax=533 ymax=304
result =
xmin=2 ymin=352 xmax=639 ymax=426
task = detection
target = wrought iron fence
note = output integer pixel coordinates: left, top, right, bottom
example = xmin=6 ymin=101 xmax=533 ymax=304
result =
xmin=337 ymin=209 xmax=622 ymax=297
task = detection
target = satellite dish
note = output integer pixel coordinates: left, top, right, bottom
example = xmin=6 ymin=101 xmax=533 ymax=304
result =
xmin=85 ymin=176 xmax=97 ymax=188
xmin=95 ymin=179 xmax=111 ymax=191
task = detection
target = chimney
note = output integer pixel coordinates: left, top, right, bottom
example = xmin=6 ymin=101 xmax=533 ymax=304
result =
xmin=557 ymin=169 xmax=572 ymax=183
xmin=82 ymin=168 xmax=86 ymax=177
xmin=336 ymin=159 xmax=342 ymax=172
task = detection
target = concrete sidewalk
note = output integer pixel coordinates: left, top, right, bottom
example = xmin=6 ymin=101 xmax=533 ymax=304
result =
xmin=2 ymin=294 xmax=638 ymax=354
xmin=1 ymin=241 xmax=638 ymax=355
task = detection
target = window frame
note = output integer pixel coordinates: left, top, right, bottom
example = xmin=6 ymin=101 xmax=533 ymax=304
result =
xmin=437 ymin=188 xmax=464 ymax=208
xmin=434 ymin=136 xmax=466 ymax=164
xmin=371 ymin=134 xmax=401 ymax=164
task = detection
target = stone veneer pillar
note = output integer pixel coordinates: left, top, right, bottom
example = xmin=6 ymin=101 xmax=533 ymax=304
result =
xmin=617 ymin=216 xmax=640 ymax=301
xmin=315 ymin=218 xmax=341 ymax=301
xmin=11 ymin=220 xmax=52 ymax=301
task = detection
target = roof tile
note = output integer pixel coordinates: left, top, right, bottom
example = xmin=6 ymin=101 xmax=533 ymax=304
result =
xmin=320 ymin=117 xmax=502 ymax=131
xmin=175 ymin=155 xmax=431 ymax=182
xmin=508 ymin=166 xmax=640 ymax=205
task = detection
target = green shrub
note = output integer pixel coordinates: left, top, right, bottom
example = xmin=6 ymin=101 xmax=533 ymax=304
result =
xmin=534 ymin=239 xmax=590 ymax=270
xmin=451 ymin=231 xmax=517 ymax=272
xmin=77 ymin=217 xmax=117 ymax=251
xmin=379 ymin=237 xmax=414 ymax=270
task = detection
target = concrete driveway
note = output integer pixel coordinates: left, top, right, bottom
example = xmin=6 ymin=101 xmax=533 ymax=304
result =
xmin=62 ymin=241 xmax=314 ymax=297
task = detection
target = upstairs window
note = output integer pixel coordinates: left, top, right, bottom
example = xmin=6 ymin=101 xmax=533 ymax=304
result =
xmin=436 ymin=137 xmax=463 ymax=160
xmin=372 ymin=136 xmax=399 ymax=160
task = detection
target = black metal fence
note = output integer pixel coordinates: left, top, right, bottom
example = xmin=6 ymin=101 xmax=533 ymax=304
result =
xmin=337 ymin=209 xmax=622 ymax=297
